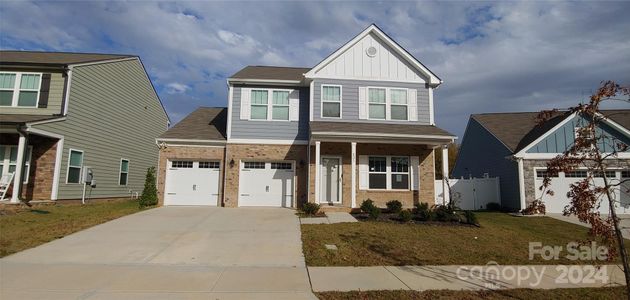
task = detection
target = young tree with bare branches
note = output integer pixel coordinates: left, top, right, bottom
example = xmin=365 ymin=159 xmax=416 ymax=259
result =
xmin=536 ymin=81 xmax=630 ymax=297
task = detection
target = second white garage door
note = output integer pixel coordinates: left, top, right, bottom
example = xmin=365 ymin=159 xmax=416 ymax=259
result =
xmin=164 ymin=161 xmax=220 ymax=206
xmin=238 ymin=161 xmax=294 ymax=207
xmin=534 ymin=169 xmax=630 ymax=214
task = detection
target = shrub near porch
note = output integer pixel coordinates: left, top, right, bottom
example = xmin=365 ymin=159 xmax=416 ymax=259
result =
xmin=301 ymin=212 xmax=630 ymax=266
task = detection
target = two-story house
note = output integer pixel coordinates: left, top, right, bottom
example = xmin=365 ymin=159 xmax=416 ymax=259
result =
xmin=156 ymin=24 xmax=456 ymax=209
xmin=0 ymin=51 xmax=170 ymax=203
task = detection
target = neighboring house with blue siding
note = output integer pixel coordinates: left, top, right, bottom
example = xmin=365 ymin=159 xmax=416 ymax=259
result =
xmin=155 ymin=24 xmax=457 ymax=209
xmin=0 ymin=51 xmax=169 ymax=203
xmin=453 ymin=110 xmax=630 ymax=213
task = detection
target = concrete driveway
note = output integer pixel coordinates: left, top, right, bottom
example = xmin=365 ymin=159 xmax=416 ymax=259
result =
xmin=547 ymin=213 xmax=630 ymax=239
xmin=0 ymin=206 xmax=316 ymax=299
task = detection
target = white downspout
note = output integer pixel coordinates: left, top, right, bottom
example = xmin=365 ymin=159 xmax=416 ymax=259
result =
xmin=517 ymin=157 xmax=526 ymax=211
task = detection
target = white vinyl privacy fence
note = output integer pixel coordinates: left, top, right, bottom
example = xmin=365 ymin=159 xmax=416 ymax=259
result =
xmin=435 ymin=177 xmax=501 ymax=210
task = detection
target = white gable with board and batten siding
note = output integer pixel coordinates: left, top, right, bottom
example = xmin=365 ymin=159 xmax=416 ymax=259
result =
xmin=305 ymin=24 xmax=442 ymax=86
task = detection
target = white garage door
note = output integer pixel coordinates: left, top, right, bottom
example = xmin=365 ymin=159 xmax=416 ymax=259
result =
xmin=238 ymin=161 xmax=294 ymax=207
xmin=535 ymin=169 xmax=630 ymax=214
xmin=164 ymin=161 xmax=220 ymax=206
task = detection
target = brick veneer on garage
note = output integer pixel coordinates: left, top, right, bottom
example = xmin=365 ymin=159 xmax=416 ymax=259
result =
xmin=157 ymin=145 xmax=226 ymax=206
xmin=224 ymin=144 xmax=308 ymax=208
xmin=308 ymin=142 xmax=435 ymax=208
xmin=522 ymin=158 xmax=630 ymax=207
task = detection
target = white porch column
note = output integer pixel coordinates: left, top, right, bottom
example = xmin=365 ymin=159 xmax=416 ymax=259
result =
xmin=11 ymin=133 xmax=27 ymax=203
xmin=351 ymin=142 xmax=357 ymax=208
xmin=441 ymin=145 xmax=450 ymax=205
xmin=517 ymin=157 xmax=526 ymax=210
xmin=315 ymin=141 xmax=321 ymax=203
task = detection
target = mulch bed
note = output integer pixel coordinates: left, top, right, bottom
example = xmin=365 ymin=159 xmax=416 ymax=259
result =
xmin=351 ymin=212 xmax=476 ymax=227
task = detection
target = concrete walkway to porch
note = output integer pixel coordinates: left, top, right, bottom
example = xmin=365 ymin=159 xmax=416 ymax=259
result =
xmin=308 ymin=265 xmax=626 ymax=292
xmin=299 ymin=212 xmax=358 ymax=224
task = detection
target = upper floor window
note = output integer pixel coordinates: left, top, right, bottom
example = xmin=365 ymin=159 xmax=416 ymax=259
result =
xmin=321 ymin=85 xmax=341 ymax=118
xmin=249 ymin=89 xmax=291 ymax=121
xmin=364 ymin=87 xmax=413 ymax=121
xmin=0 ymin=72 xmax=41 ymax=107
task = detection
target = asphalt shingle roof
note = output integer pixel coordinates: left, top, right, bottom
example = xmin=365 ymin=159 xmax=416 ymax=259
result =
xmin=310 ymin=121 xmax=455 ymax=137
xmin=0 ymin=51 xmax=135 ymax=66
xmin=159 ymin=107 xmax=227 ymax=141
xmin=229 ymin=66 xmax=311 ymax=81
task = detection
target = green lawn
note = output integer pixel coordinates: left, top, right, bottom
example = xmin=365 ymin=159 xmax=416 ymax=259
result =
xmin=0 ymin=200 xmax=144 ymax=257
xmin=302 ymin=212 xmax=630 ymax=266
xmin=316 ymin=287 xmax=625 ymax=300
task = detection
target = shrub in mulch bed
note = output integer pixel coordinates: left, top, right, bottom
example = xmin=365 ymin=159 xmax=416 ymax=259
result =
xmin=352 ymin=204 xmax=480 ymax=227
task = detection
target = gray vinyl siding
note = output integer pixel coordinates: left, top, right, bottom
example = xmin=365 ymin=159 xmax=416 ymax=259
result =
xmin=230 ymin=85 xmax=309 ymax=140
xmin=33 ymin=59 xmax=168 ymax=199
xmin=527 ymin=115 xmax=630 ymax=153
xmin=452 ymin=118 xmax=520 ymax=210
xmin=0 ymin=68 xmax=65 ymax=115
xmin=312 ymin=78 xmax=430 ymax=125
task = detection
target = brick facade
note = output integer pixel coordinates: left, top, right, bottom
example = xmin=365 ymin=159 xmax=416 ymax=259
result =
xmin=522 ymin=158 xmax=630 ymax=207
xmin=308 ymin=142 xmax=435 ymax=208
xmin=157 ymin=145 xmax=226 ymax=206
xmin=224 ymin=144 xmax=308 ymax=208
xmin=0 ymin=133 xmax=58 ymax=201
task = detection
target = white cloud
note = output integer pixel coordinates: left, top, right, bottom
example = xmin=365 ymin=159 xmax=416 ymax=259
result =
xmin=166 ymin=82 xmax=190 ymax=94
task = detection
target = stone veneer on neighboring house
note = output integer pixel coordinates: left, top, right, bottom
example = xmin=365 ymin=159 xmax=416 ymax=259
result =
xmin=157 ymin=146 xmax=226 ymax=206
xmin=223 ymin=144 xmax=308 ymax=208
xmin=308 ymin=143 xmax=435 ymax=208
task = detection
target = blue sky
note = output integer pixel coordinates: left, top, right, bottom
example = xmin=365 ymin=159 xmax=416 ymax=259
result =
xmin=1 ymin=1 xmax=629 ymax=138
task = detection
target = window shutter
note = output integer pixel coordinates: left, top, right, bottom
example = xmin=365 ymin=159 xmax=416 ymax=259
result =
xmin=289 ymin=90 xmax=300 ymax=121
xmin=240 ymin=88 xmax=251 ymax=120
xmin=38 ymin=73 xmax=51 ymax=108
xmin=359 ymin=155 xmax=368 ymax=190
xmin=358 ymin=87 xmax=367 ymax=119
xmin=411 ymin=156 xmax=420 ymax=190
xmin=408 ymin=89 xmax=418 ymax=121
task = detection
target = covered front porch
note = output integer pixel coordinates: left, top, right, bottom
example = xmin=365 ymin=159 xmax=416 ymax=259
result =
xmin=0 ymin=116 xmax=64 ymax=203
xmin=308 ymin=121 xmax=456 ymax=209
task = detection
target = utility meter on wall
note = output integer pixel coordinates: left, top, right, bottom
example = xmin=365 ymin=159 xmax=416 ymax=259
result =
xmin=82 ymin=166 xmax=94 ymax=186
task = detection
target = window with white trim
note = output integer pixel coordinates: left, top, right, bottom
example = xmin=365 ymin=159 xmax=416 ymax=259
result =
xmin=0 ymin=72 xmax=41 ymax=107
xmin=390 ymin=89 xmax=408 ymax=120
xmin=368 ymin=156 xmax=410 ymax=190
xmin=367 ymin=87 xmax=411 ymax=121
xmin=390 ymin=157 xmax=409 ymax=189
xmin=249 ymin=89 xmax=292 ymax=121
xmin=199 ymin=161 xmax=220 ymax=169
xmin=171 ymin=161 xmax=193 ymax=168
xmin=119 ymin=159 xmax=129 ymax=185
xmin=250 ymin=90 xmax=269 ymax=120
xmin=244 ymin=162 xmax=265 ymax=169
xmin=368 ymin=88 xmax=386 ymax=119
xmin=0 ymin=145 xmax=32 ymax=183
xmin=67 ymin=149 xmax=84 ymax=184
xmin=272 ymin=91 xmax=290 ymax=120
xmin=321 ymin=85 xmax=341 ymax=118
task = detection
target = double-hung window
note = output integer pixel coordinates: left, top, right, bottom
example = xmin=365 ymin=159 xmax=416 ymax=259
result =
xmin=0 ymin=145 xmax=32 ymax=183
xmin=250 ymin=90 xmax=269 ymax=120
xmin=272 ymin=91 xmax=290 ymax=120
xmin=368 ymin=88 xmax=386 ymax=119
xmin=367 ymin=87 xmax=411 ymax=121
xmin=368 ymin=156 xmax=410 ymax=190
xmin=0 ymin=72 xmax=41 ymax=107
xmin=67 ymin=149 xmax=84 ymax=184
xmin=321 ymin=85 xmax=341 ymax=118
xmin=249 ymin=89 xmax=291 ymax=121
xmin=119 ymin=159 xmax=129 ymax=185
xmin=390 ymin=89 xmax=408 ymax=120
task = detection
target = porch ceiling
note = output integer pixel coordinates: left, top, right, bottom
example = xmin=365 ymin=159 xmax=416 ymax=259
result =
xmin=309 ymin=121 xmax=456 ymax=145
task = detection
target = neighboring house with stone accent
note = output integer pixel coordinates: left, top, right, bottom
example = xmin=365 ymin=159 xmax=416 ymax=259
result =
xmin=0 ymin=51 xmax=169 ymax=203
xmin=453 ymin=110 xmax=630 ymax=213
xmin=156 ymin=24 xmax=456 ymax=210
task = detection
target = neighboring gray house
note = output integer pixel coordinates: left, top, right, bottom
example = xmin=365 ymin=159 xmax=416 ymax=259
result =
xmin=453 ymin=110 xmax=630 ymax=213
xmin=155 ymin=24 xmax=457 ymax=210
xmin=0 ymin=51 xmax=169 ymax=202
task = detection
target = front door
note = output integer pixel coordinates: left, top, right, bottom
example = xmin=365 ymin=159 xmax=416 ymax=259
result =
xmin=320 ymin=157 xmax=341 ymax=204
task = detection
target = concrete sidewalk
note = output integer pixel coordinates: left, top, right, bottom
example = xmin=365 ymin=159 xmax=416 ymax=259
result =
xmin=308 ymin=265 xmax=626 ymax=292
